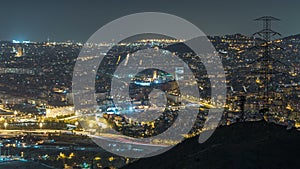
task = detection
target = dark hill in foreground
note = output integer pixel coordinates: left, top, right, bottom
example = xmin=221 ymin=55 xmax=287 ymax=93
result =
xmin=123 ymin=121 xmax=300 ymax=169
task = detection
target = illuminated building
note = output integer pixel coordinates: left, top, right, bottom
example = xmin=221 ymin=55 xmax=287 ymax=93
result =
xmin=15 ymin=46 xmax=24 ymax=57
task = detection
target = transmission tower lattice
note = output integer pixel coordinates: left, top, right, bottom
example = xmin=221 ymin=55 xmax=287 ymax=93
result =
xmin=252 ymin=16 xmax=281 ymax=110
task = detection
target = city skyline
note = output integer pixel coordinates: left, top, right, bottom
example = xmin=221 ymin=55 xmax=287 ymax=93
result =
xmin=0 ymin=2 xmax=300 ymax=168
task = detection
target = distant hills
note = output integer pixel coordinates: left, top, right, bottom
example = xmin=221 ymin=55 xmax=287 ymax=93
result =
xmin=123 ymin=121 xmax=300 ymax=169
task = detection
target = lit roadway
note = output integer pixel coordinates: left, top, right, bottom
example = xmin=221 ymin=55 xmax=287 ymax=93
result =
xmin=0 ymin=128 xmax=168 ymax=153
xmin=0 ymin=95 xmax=215 ymax=154
xmin=181 ymin=95 xmax=216 ymax=109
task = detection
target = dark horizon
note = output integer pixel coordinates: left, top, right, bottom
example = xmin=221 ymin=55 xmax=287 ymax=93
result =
xmin=0 ymin=0 xmax=299 ymax=42
xmin=1 ymin=32 xmax=300 ymax=43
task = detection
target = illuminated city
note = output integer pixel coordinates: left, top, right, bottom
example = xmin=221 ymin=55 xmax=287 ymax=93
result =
xmin=1 ymin=0 xmax=300 ymax=169
xmin=0 ymin=30 xmax=298 ymax=168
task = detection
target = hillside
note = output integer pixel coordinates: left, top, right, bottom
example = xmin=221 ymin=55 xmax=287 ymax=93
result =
xmin=123 ymin=121 xmax=300 ymax=169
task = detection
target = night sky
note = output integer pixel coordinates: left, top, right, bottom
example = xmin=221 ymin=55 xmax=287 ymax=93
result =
xmin=0 ymin=0 xmax=299 ymax=42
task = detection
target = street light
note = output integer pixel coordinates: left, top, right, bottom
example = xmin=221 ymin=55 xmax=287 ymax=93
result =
xmin=4 ymin=122 xmax=8 ymax=129
xmin=39 ymin=123 xmax=43 ymax=129
xmin=91 ymin=156 xmax=101 ymax=169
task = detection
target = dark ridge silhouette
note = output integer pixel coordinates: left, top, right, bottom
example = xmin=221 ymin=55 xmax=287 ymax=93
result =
xmin=123 ymin=121 xmax=300 ymax=169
